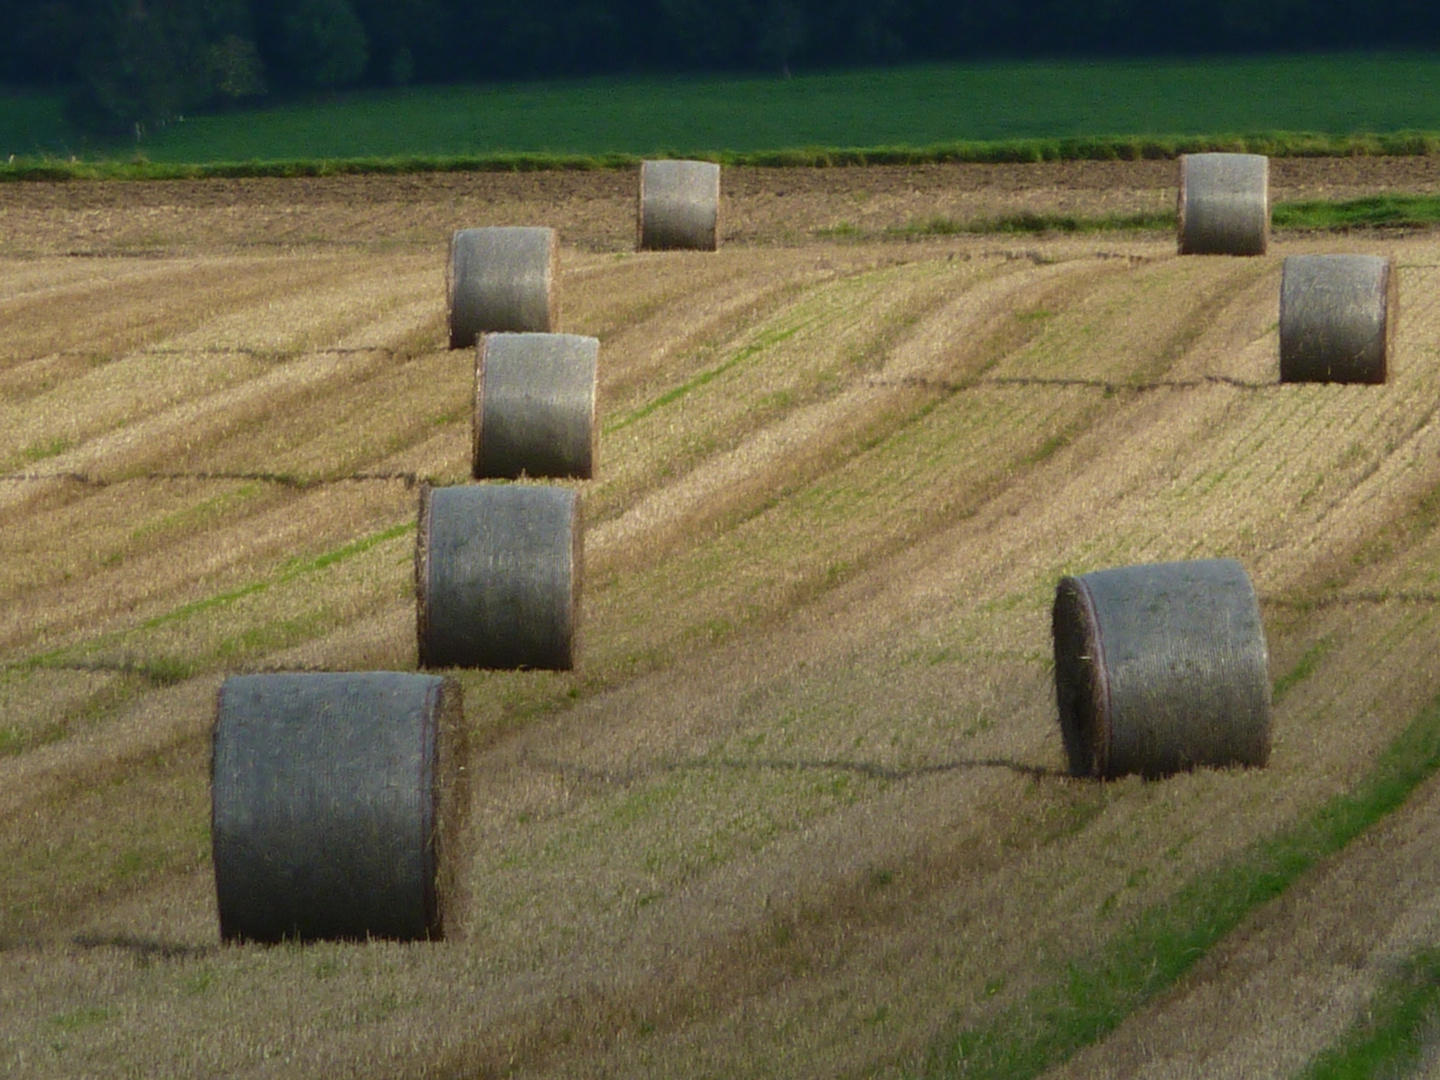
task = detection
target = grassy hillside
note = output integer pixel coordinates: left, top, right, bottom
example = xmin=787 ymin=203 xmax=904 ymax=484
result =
xmin=7 ymin=52 xmax=1440 ymax=166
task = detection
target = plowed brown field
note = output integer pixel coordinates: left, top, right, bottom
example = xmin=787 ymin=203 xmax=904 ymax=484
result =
xmin=5 ymin=160 xmax=1440 ymax=1079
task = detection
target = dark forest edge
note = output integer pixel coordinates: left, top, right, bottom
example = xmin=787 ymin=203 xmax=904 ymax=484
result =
xmin=7 ymin=129 xmax=1440 ymax=180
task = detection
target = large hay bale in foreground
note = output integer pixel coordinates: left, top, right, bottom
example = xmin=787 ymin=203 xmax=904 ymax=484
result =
xmin=1052 ymin=559 xmax=1271 ymax=779
xmin=1177 ymin=153 xmax=1269 ymax=256
xmin=638 ymin=160 xmax=721 ymax=251
xmin=474 ymin=332 xmax=598 ymax=480
xmin=1279 ymin=254 xmax=1396 ymax=384
xmin=416 ymin=483 xmax=580 ymax=670
xmin=212 ymin=671 xmax=469 ymax=944
xmin=448 ymin=226 xmax=559 ymax=349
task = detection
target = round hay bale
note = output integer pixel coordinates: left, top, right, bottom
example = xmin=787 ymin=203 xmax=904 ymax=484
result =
xmin=447 ymin=226 xmax=559 ymax=349
xmin=1279 ymin=254 xmax=1396 ymax=384
xmin=473 ymin=332 xmax=598 ymax=480
xmin=1177 ymin=153 xmax=1270 ymax=256
xmin=638 ymin=160 xmax=721 ymax=251
xmin=211 ymin=671 xmax=470 ymax=944
xmin=1051 ymin=558 xmax=1271 ymax=779
xmin=416 ymin=483 xmax=580 ymax=670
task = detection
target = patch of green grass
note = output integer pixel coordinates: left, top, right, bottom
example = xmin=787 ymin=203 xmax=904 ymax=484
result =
xmin=15 ymin=437 xmax=74 ymax=465
xmin=1275 ymin=193 xmax=1440 ymax=230
xmin=16 ymin=520 xmax=415 ymax=677
xmin=51 ymin=1007 xmax=114 ymax=1032
xmin=137 ymin=520 xmax=413 ymax=632
xmin=1297 ymin=949 xmax=1440 ymax=1079
xmin=1273 ymin=636 xmax=1336 ymax=704
xmin=918 ymin=689 xmax=1440 ymax=1079
xmin=893 ymin=211 xmax=1173 ymax=238
xmin=10 ymin=55 xmax=1440 ymax=171
xmin=605 ymin=316 xmax=815 ymax=434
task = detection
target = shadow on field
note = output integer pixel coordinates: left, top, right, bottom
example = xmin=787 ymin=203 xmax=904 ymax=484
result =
xmin=526 ymin=753 xmax=1064 ymax=785
xmin=70 ymin=933 xmax=216 ymax=962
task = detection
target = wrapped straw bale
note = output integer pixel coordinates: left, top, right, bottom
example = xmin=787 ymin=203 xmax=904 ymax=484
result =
xmin=638 ymin=160 xmax=721 ymax=251
xmin=211 ymin=671 xmax=469 ymax=943
xmin=1177 ymin=153 xmax=1269 ymax=256
xmin=1279 ymin=254 xmax=1396 ymax=384
xmin=416 ymin=483 xmax=580 ymax=670
xmin=1052 ymin=559 xmax=1271 ymax=779
xmin=474 ymin=332 xmax=598 ymax=480
xmin=448 ymin=226 xmax=559 ymax=349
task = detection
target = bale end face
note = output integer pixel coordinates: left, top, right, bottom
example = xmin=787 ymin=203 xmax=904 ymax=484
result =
xmin=1052 ymin=576 xmax=1111 ymax=778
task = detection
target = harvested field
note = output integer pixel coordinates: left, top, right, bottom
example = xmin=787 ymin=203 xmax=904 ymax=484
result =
xmin=4 ymin=160 xmax=1440 ymax=1078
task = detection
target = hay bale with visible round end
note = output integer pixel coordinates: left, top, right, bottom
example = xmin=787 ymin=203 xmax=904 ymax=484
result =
xmin=416 ymin=483 xmax=580 ymax=670
xmin=638 ymin=160 xmax=721 ymax=251
xmin=1177 ymin=153 xmax=1269 ymax=256
xmin=448 ymin=226 xmax=559 ymax=349
xmin=1279 ymin=254 xmax=1396 ymax=384
xmin=1052 ymin=558 xmax=1271 ymax=779
xmin=474 ymin=332 xmax=598 ymax=480
xmin=211 ymin=671 xmax=470 ymax=944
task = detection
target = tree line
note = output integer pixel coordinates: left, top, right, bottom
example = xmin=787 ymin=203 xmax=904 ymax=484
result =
xmin=3 ymin=0 xmax=1437 ymax=135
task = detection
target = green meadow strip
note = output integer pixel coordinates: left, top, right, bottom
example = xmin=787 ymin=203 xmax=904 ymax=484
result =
xmin=18 ymin=520 xmax=415 ymax=671
xmin=891 ymin=210 xmax=1175 ymax=238
xmin=1294 ymin=948 xmax=1440 ymax=1079
xmin=604 ymin=319 xmax=813 ymax=434
xmin=1274 ymin=193 xmax=1440 ymax=230
xmin=918 ymin=691 xmax=1440 ymax=1079
xmin=887 ymin=193 xmax=1440 ymax=240
xmin=8 ymin=131 xmax=1440 ymax=183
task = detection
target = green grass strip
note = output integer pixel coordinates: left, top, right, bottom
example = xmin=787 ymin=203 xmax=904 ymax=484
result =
xmin=604 ymin=319 xmax=812 ymax=434
xmin=17 ymin=520 xmax=415 ymax=672
xmin=138 ymin=520 xmax=414 ymax=632
xmin=1275 ymin=193 xmax=1440 ymax=230
xmin=888 ymin=193 xmax=1440 ymax=240
xmin=918 ymin=690 xmax=1440 ymax=1079
xmin=891 ymin=211 xmax=1175 ymax=238
xmin=1296 ymin=948 xmax=1440 ymax=1079
xmin=9 ymin=131 xmax=1440 ymax=183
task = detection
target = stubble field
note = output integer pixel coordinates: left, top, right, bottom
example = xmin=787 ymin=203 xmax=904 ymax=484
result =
xmin=5 ymin=158 xmax=1440 ymax=1078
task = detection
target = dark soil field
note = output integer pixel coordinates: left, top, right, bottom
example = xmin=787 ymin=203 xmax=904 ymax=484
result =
xmin=5 ymin=158 xmax=1440 ymax=1078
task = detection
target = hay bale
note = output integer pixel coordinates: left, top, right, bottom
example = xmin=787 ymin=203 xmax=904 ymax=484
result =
xmin=638 ymin=160 xmax=721 ymax=251
xmin=1279 ymin=254 xmax=1396 ymax=384
xmin=448 ymin=226 xmax=559 ymax=349
xmin=1052 ymin=558 xmax=1271 ymax=779
xmin=1177 ymin=153 xmax=1269 ymax=256
xmin=211 ymin=671 xmax=469 ymax=944
xmin=416 ymin=483 xmax=579 ymax=670
xmin=474 ymin=332 xmax=598 ymax=480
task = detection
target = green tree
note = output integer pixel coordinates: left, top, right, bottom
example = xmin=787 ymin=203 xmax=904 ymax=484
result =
xmin=278 ymin=0 xmax=368 ymax=88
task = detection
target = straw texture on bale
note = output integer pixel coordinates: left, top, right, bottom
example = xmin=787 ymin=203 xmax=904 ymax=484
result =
xmin=417 ymin=484 xmax=580 ymax=670
xmin=211 ymin=671 xmax=469 ymax=944
xmin=1052 ymin=558 xmax=1271 ymax=779
xmin=1279 ymin=254 xmax=1397 ymax=384
xmin=448 ymin=226 xmax=559 ymax=349
xmin=474 ymin=332 xmax=598 ymax=480
xmin=1177 ymin=153 xmax=1270 ymax=256
xmin=638 ymin=160 xmax=721 ymax=251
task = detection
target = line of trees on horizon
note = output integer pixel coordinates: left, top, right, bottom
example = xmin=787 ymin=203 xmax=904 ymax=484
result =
xmin=4 ymin=0 xmax=1439 ymax=135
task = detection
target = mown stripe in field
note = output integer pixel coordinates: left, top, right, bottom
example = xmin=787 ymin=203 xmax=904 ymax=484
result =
xmin=917 ymin=688 xmax=1440 ymax=1079
xmin=1293 ymin=947 xmax=1440 ymax=1079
